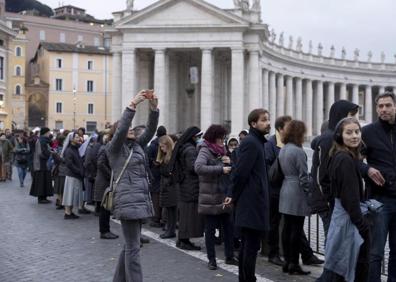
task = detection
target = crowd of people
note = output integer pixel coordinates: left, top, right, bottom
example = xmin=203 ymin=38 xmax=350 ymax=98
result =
xmin=2 ymin=89 xmax=396 ymax=282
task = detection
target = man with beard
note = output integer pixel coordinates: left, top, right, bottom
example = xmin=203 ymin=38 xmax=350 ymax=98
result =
xmin=225 ymin=109 xmax=271 ymax=282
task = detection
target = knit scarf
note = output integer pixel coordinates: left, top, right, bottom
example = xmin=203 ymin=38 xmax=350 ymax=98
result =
xmin=204 ymin=140 xmax=226 ymax=156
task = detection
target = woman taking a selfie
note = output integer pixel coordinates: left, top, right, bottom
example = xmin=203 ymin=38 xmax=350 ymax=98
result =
xmin=110 ymin=90 xmax=159 ymax=282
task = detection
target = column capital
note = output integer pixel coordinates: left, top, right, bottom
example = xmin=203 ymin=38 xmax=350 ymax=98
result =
xmin=231 ymin=48 xmax=245 ymax=53
xmin=154 ymin=48 xmax=166 ymax=54
xmin=201 ymin=48 xmax=213 ymax=54
xmin=122 ymin=48 xmax=136 ymax=55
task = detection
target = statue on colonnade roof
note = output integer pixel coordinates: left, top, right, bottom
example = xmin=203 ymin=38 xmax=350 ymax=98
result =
xmin=126 ymin=0 xmax=134 ymax=10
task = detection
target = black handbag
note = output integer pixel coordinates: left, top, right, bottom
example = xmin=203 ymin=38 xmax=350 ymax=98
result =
xmin=268 ymin=157 xmax=284 ymax=187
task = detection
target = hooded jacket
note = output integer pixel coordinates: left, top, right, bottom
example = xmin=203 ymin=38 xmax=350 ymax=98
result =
xmin=309 ymin=100 xmax=359 ymax=213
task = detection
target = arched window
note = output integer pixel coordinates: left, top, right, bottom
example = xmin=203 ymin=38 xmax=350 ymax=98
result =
xmin=15 ymin=47 xmax=22 ymax=57
xmin=15 ymin=66 xmax=21 ymax=76
xmin=15 ymin=85 xmax=21 ymax=95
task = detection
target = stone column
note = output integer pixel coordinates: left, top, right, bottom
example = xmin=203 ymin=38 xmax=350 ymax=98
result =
xmin=326 ymin=82 xmax=335 ymax=118
xmin=352 ymin=84 xmax=359 ymax=105
xmin=305 ymin=79 xmax=313 ymax=137
xmin=340 ymin=83 xmax=347 ymax=100
xmin=276 ymin=74 xmax=284 ymax=117
xmin=262 ymin=69 xmax=269 ymax=110
xmin=231 ymin=48 xmax=245 ymax=134
xmin=365 ymin=85 xmax=373 ymax=123
xmin=201 ymin=48 xmax=214 ymax=131
xmin=248 ymin=50 xmax=261 ymax=111
xmin=112 ymin=51 xmax=122 ymax=122
xmin=154 ymin=49 xmax=167 ymax=126
xmin=286 ymin=76 xmax=293 ymax=116
xmin=295 ymin=77 xmax=303 ymax=120
xmin=122 ymin=49 xmax=136 ymax=110
xmin=316 ymin=81 xmax=324 ymax=135
xmin=269 ymin=71 xmax=276 ymax=132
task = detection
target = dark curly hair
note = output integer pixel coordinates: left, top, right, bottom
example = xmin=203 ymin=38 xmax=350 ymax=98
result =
xmin=203 ymin=124 xmax=228 ymax=144
xmin=283 ymin=120 xmax=306 ymax=147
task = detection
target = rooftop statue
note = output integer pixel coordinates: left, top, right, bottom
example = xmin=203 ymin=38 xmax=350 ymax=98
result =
xmin=126 ymin=0 xmax=134 ymax=10
xmin=270 ymin=29 xmax=276 ymax=43
xmin=317 ymin=43 xmax=323 ymax=56
xmin=368 ymin=51 xmax=373 ymax=62
xmin=279 ymin=32 xmax=284 ymax=46
xmin=252 ymin=0 xmax=261 ymax=11
xmin=341 ymin=47 xmax=346 ymax=60
xmin=330 ymin=45 xmax=335 ymax=58
xmin=354 ymin=48 xmax=360 ymax=61
xmin=296 ymin=37 xmax=303 ymax=52
xmin=308 ymin=40 xmax=313 ymax=54
xmin=381 ymin=51 xmax=386 ymax=63
xmin=288 ymin=36 xmax=293 ymax=49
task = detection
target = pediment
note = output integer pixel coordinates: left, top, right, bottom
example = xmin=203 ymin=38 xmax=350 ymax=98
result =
xmin=115 ymin=0 xmax=249 ymax=28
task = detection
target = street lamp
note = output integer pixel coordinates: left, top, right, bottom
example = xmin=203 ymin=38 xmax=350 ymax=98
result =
xmin=73 ymin=88 xmax=77 ymax=129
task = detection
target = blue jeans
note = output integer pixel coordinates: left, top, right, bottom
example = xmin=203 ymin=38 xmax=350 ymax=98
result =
xmin=17 ymin=166 xmax=27 ymax=186
xmin=369 ymin=195 xmax=396 ymax=282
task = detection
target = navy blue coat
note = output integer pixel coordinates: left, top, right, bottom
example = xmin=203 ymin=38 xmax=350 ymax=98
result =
xmin=232 ymin=127 xmax=270 ymax=232
xmin=264 ymin=135 xmax=281 ymax=198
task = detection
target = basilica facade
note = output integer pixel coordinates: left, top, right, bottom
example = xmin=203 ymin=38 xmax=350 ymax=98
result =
xmin=108 ymin=0 xmax=396 ymax=136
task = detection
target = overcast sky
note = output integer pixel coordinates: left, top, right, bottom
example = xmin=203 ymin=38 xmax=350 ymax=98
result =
xmin=39 ymin=0 xmax=396 ymax=63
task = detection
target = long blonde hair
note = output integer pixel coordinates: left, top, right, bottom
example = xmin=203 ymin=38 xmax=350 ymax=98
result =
xmin=156 ymin=135 xmax=175 ymax=164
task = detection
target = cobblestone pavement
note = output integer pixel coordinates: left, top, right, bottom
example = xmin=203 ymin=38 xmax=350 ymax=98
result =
xmin=0 ymin=169 xmax=324 ymax=282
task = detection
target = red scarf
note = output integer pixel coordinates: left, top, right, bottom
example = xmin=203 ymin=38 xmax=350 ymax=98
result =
xmin=204 ymin=140 xmax=226 ymax=156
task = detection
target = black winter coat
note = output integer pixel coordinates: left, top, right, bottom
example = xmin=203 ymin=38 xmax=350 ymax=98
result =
xmin=159 ymin=162 xmax=178 ymax=208
xmin=94 ymin=145 xmax=111 ymax=202
xmin=64 ymin=144 xmax=84 ymax=180
xmin=84 ymin=143 xmax=101 ymax=181
xmin=362 ymin=119 xmax=396 ymax=197
xmin=178 ymin=143 xmax=200 ymax=203
xmin=146 ymin=138 xmax=161 ymax=193
xmin=232 ymin=128 xmax=270 ymax=232
xmin=264 ymin=135 xmax=281 ymax=198
xmin=310 ymin=100 xmax=359 ymax=213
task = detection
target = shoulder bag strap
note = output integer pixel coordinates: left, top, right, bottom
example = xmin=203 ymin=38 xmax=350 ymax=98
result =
xmin=114 ymin=147 xmax=134 ymax=189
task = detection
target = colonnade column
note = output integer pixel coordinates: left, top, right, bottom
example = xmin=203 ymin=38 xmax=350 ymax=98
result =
xmin=365 ymin=85 xmax=373 ymax=123
xmin=248 ymin=50 xmax=261 ymax=111
xmin=269 ymin=72 xmax=276 ymax=131
xmin=276 ymin=74 xmax=284 ymax=117
xmin=122 ymin=48 xmax=136 ymax=110
xmin=326 ymin=82 xmax=335 ymax=118
xmin=200 ymin=48 xmax=214 ymax=131
xmin=295 ymin=78 xmax=303 ymax=120
xmin=154 ymin=48 xmax=167 ymax=126
xmin=231 ymin=48 xmax=245 ymax=134
xmin=305 ymin=79 xmax=313 ymax=137
xmin=112 ymin=51 xmax=122 ymax=122
xmin=340 ymin=83 xmax=347 ymax=100
xmin=316 ymin=81 xmax=324 ymax=135
xmin=262 ymin=70 xmax=269 ymax=110
xmin=352 ymin=84 xmax=359 ymax=106
xmin=286 ymin=76 xmax=293 ymax=116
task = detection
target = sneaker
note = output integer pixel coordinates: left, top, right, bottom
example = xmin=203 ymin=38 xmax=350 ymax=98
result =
xmin=64 ymin=213 xmax=79 ymax=220
xmin=78 ymin=208 xmax=91 ymax=215
xmin=225 ymin=257 xmax=239 ymax=266
xmin=100 ymin=232 xmax=119 ymax=239
xmin=208 ymin=260 xmax=217 ymax=270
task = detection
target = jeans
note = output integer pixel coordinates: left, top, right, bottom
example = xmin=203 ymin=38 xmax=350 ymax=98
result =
xmin=239 ymin=228 xmax=262 ymax=282
xmin=99 ymin=206 xmax=111 ymax=234
xmin=205 ymin=214 xmax=234 ymax=262
xmin=17 ymin=166 xmax=27 ymax=186
xmin=113 ymin=220 xmax=142 ymax=282
xmin=282 ymin=214 xmax=305 ymax=265
xmin=319 ymin=209 xmax=332 ymax=240
xmin=369 ymin=195 xmax=396 ymax=282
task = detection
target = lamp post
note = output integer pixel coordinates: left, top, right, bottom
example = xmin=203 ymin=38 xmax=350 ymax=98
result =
xmin=73 ymin=88 xmax=77 ymax=129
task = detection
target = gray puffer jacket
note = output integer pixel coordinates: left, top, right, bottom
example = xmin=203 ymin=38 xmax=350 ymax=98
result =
xmin=107 ymin=107 xmax=159 ymax=220
xmin=195 ymin=142 xmax=231 ymax=215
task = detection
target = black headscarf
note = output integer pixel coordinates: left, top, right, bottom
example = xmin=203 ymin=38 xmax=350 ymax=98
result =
xmin=168 ymin=126 xmax=201 ymax=171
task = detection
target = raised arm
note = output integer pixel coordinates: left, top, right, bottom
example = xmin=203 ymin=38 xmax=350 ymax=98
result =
xmin=108 ymin=91 xmax=146 ymax=154
xmin=137 ymin=95 xmax=159 ymax=147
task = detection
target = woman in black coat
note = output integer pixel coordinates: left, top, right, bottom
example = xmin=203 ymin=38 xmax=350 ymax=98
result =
xmin=157 ymin=135 xmax=178 ymax=239
xmin=170 ymin=126 xmax=204 ymax=250
xmin=30 ymin=127 xmax=54 ymax=203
